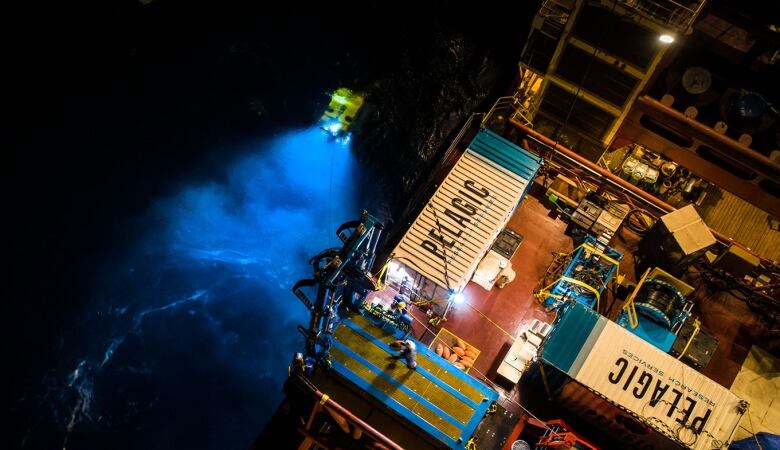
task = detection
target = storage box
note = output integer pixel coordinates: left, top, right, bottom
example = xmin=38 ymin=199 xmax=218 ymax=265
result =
xmin=497 ymin=333 xmax=538 ymax=384
xmin=639 ymin=205 xmax=716 ymax=273
xmin=670 ymin=320 xmax=719 ymax=370
xmin=571 ymin=199 xmax=602 ymax=230
xmin=540 ymin=303 xmax=745 ymax=450
xmin=429 ymin=327 xmax=480 ymax=373
xmin=713 ymin=244 xmax=759 ymax=278
xmin=659 ymin=205 xmax=716 ymax=256
xmin=546 ymin=175 xmax=585 ymax=209
xmin=591 ymin=202 xmax=629 ymax=239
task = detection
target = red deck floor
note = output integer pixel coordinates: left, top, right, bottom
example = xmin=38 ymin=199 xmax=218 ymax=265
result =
xmin=355 ymin=181 xmax=768 ymax=450
xmin=425 ymin=187 xmax=565 ymax=380
xmin=386 ymin=183 xmax=758 ymax=408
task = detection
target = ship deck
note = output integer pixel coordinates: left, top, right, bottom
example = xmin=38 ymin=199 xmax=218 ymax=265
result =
xmin=383 ymin=183 xmax=759 ymax=418
xmin=325 ymin=182 xmax=762 ymax=449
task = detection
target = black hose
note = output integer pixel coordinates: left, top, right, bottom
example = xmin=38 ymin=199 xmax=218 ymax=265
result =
xmin=624 ymin=208 xmax=657 ymax=237
xmin=698 ymin=267 xmax=780 ymax=320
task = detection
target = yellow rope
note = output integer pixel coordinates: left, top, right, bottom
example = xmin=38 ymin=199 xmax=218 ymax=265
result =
xmin=463 ymin=301 xmax=519 ymax=343
xmin=563 ymin=241 xmax=621 ymax=269
xmin=534 ymin=242 xmax=621 ymax=312
xmin=534 ymin=276 xmax=602 ymax=311
xmin=376 ymin=257 xmax=391 ymax=280
xmin=371 ymin=257 xmax=392 ymax=290
xmin=411 ymin=298 xmax=449 ymax=307
xmin=562 ymin=276 xmax=601 ymax=311
xmin=582 ymin=242 xmax=620 ymax=267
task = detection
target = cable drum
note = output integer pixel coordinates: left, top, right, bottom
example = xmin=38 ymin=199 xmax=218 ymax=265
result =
xmin=634 ymin=280 xmax=685 ymax=328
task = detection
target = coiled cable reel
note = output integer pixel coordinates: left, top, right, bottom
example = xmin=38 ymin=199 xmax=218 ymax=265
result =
xmin=634 ymin=280 xmax=687 ymax=328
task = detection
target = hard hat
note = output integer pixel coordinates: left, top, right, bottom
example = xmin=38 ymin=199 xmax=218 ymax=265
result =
xmin=394 ymin=294 xmax=410 ymax=302
xmin=396 ymin=301 xmax=406 ymax=309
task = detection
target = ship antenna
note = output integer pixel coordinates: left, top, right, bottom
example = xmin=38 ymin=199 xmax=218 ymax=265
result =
xmin=427 ymin=203 xmax=452 ymax=291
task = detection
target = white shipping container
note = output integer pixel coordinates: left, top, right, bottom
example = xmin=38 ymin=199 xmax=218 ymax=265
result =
xmin=392 ymin=149 xmax=531 ymax=292
xmin=557 ymin=320 xmax=746 ymax=449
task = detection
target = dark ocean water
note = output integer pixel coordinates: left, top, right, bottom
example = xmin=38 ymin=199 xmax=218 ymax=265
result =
xmin=7 ymin=3 xmax=536 ymax=449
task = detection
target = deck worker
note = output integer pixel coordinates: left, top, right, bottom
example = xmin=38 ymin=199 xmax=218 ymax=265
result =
xmin=291 ymin=352 xmax=315 ymax=375
xmin=391 ymin=339 xmax=417 ymax=370
xmin=391 ymin=293 xmax=409 ymax=312
xmin=392 ymin=300 xmax=407 ymax=319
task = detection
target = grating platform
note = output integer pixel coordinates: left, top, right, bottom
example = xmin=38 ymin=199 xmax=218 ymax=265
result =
xmin=331 ymin=314 xmax=499 ymax=449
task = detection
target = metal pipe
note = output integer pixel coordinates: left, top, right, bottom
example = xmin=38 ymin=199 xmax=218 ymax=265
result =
xmin=526 ymin=133 xmax=667 ymax=214
xmin=637 ymin=96 xmax=780 ymax=182
xmin=312 ymin=389 xmax=404 ymax=450
xmin=510 ymin=118 xmax=678 ymax=211
xmin=508 ymin=118 xmax=749 ymax=255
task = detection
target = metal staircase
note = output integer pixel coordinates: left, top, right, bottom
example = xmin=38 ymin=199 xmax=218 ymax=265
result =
xmin=537 ymin=0 xmax=574 ymax=40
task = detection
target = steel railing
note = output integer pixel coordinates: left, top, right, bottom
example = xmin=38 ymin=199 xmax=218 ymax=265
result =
xmin=612 ymin=0 xmax=706 ymax=31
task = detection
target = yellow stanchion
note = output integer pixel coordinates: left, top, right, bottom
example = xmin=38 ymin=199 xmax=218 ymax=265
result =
xmin=676 ymin=319 xmax=700 ymax=360
xmin=622 ymin=268 xmax=651 ymax=329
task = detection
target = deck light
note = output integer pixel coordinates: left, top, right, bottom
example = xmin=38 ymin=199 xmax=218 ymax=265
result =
xmin=659 ymin=34 xmax=675 ymax=44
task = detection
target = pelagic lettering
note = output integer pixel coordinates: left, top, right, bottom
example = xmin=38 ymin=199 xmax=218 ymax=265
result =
xmin=608 ymin=356 xmax=713 ymax=434
xmin=420 ymin=179 xmax=492 ymax=260
xmin=621 ymin=349 xmax=716 ymax=407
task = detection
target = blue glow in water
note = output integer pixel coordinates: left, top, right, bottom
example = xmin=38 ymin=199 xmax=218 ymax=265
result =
xmin=62 ymin=127 xmax=360 ymax=449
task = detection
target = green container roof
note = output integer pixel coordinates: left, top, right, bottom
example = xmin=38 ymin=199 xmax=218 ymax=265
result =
xmin=468 ymin=128 xmax=541 ymax=181
xmin=540 ymin=303 xmax=604 ymax=374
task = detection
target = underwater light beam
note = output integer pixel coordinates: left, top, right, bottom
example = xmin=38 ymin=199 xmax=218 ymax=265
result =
xmin=57 ymin=126 xmax=361 ymax=449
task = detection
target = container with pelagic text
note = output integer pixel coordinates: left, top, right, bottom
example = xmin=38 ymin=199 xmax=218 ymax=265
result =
xmin=388 ymin=128 xmax=541 ymax=310
xmin=538 ymin=303 xmax=747 ymax=450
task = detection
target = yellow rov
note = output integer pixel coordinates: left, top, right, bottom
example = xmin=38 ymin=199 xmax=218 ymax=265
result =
xmin=320 ymin=88 xmax=365 ymax=136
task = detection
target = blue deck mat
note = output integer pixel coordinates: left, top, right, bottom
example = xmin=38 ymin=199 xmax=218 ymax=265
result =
xmin=329 ymin=316 xmax=499 ymax=449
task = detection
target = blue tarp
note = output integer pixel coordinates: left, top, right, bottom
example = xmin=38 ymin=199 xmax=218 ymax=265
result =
xmin=729 ymin=432 xmax=780 ymax=450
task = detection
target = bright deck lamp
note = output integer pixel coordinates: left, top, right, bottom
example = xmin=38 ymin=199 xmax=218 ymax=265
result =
xmin=450 ymin=292 xmax=466 ymax=304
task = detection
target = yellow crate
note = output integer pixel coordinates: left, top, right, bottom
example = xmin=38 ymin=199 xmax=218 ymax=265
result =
xmin=428 ymin=327 xmax=480 ymax=373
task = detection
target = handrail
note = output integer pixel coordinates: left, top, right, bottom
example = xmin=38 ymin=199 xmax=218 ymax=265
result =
xmin=611 ymin=0 xmax=706 ymax=31
xmin=637 ymin=96 xmax=780 ymax=183
xmin=398 ymin=112 xmax=482 ymax=224
xmin=443 ymin=112 xmax=480 ymax=163
xmin=305 ymin=388 xmax=405 ymax=450
xmin=483 ymin=95 xmax=534 ymax=127
xmin=513 ymin=118 xmax=672 ymax=213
